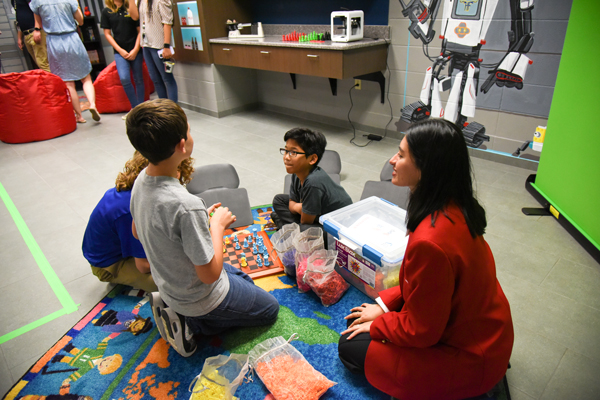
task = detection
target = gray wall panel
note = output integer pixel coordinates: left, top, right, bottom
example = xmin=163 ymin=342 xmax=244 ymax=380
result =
xmin=500 ymin=84 xmax=554 ymax=117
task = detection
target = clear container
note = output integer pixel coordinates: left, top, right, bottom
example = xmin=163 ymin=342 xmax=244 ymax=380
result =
xmin=319 ymin=196 xmax=408 ymax=299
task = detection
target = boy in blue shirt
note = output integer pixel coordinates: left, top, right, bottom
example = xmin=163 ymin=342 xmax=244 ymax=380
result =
xmin=127 ymin=99 xmax=279 ymax=357
xmin=271 ymin=128 xmax=352 ymax=231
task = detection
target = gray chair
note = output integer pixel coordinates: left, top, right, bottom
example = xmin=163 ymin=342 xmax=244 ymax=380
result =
xmin=360 ymin=159 xmax=410 ymax=208
xmin=187 ymin=163 xmax=253 ymax=228
xmin=283 ymin=150 xmax=342 ymax=194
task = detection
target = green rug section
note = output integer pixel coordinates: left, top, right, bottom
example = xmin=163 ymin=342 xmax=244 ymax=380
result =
xmin=223 ymin=306 xmax=340 ymax=354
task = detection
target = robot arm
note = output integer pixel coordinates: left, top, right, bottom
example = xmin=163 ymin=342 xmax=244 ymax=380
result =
xmin=399 ymin=0 xmax=442 ymax=44
xmin=481 ymin=0 xmax=535 ymax=93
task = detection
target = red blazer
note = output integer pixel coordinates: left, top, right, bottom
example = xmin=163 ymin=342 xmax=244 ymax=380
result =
xmin=366 ymin=204 xmax=514 ymax=400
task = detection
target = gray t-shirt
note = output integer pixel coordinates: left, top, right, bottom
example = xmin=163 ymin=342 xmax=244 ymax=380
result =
xmin=130 ymin=169 xmax=229 ymax=317
xmin=290 ymin=166 xmax=353 ymax=218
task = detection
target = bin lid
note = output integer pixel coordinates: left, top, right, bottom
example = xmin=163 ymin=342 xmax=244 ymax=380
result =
xmin=320 ymin=197 xmax=408 ymax=265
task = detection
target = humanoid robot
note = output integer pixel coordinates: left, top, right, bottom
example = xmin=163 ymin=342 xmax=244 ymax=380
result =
xmin=398 ymin=0 xmax=535 ymax=147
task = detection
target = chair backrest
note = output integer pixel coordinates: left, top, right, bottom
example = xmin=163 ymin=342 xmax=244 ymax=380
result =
xmin=359 ymin=158 xmax=410 ymax=208
xmin=194 ymin=187 xmax=254 ymax=228
xmin=380 ymin=160 xmax=393 ymax=181
xmin=319 ymin=150 xmax=342 ymax=175
xmin=186 ymin=163 xmax=240 ymax=195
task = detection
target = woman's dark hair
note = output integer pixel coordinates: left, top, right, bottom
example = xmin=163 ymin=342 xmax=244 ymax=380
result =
xmin=405 ymin=119 xmax=486 ymax=238
xmin=283 ymin=128 xmax=326 ymax=167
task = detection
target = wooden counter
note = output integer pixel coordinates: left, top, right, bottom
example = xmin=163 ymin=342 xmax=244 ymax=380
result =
xmin=209 ymin=36 xmax=389 ymax=100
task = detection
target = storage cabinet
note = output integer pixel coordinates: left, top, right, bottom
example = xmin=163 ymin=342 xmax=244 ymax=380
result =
xmin=211 ymin=44 xmax=387 ymax=80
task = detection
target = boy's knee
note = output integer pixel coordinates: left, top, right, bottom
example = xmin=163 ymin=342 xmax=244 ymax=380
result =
xmin=263 ymin=296 xmax=280 ymax=323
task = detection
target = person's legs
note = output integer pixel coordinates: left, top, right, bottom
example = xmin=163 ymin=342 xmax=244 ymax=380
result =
xmin=272 ymin=194 xmax=300 ymax=229
xmin=90 ymin=258 xmax=157 ymax=292
xmin=25 ymin=31 xmax=50 ymax=72
xmin=112 ymin=257 xmax=158 ymax=292
xmin=80 ymin=74 xmax=100 ymax=121
xmin=338 ymin=318 xmax=371 ymax=375
xmin=114 ymin=52 xmax=138 ymax=109
xmin=143 ymin=47 xmax=167 ymax=99
xmin=186 ymin=264 xmax=279 ymax=336
xmin=65 ymin=81 xmax=85 ymax=123
xmin=131 ymin=51 xmax=145 ymax=105
xmin=156 ymin=58 xmax=178 ymax=102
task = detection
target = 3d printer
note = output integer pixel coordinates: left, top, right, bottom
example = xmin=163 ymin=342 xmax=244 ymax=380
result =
xmin=227 ymin=20 xmax=265 ymax=39
xmin=331 ymin=10 xmax=364 ymax=42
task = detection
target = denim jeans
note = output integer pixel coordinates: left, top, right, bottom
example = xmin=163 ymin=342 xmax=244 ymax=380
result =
xmin=185 ymin=264 xmax=279 ymax=336
xmin=114 ymin=51 xmax=145 ymax=108
xmin=142 ymin=47 xmax=178 ymax=102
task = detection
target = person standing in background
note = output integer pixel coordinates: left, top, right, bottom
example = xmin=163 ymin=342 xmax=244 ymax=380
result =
xmin=11 ymin=0 xmax=50 ymax=72
xmin=101 ymin=0 xmax=145 ymax=118
xmin=30 ymin=0 xmax=101 ymax=123
xmin=128 ymin=0 xmax=177 ymax=102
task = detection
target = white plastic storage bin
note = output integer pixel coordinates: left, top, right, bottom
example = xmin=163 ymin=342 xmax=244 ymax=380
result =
xmin=319 ymin=196 xmax=408 ymax=299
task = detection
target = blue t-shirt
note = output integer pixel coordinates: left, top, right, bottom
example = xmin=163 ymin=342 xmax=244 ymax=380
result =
xmin=82 ymin=188 xmax=146 ymax=268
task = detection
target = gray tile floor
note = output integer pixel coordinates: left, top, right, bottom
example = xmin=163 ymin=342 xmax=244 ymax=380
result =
xmin=1 ymin=107 xmax=599 ymax=399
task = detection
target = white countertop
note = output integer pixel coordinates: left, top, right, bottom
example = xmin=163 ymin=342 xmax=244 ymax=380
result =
xmin=209 ymin=36 xmax=388 ymax=51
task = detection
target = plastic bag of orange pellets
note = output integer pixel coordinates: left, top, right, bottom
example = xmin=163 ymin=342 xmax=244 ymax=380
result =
xmin=248 ymin=334 xmax=336 ymax=400
xmin=189 ymin=353 xmax=249 ymax=400
xmin=292 ymin=227 xmax=324 ymax=293
xmin=304 ymin=250 xmax=349 ymax=306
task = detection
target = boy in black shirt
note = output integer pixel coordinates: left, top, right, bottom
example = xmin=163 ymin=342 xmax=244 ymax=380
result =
xmin=271 ymin=128 xmax=352 ymax=231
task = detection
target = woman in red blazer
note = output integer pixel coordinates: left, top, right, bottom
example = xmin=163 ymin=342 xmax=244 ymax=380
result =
xmin=338 ymin=119 xmax=514 ymax=400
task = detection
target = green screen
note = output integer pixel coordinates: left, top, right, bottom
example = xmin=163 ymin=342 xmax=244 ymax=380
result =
xmin=533 ymin=0 xmax=600 ymax=250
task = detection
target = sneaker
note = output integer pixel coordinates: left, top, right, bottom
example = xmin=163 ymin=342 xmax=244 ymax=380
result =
xmin=161 ymin=308 xmax=197 ymax=357
xmin=149 ymin=292 xmax=168 ymax=342
xmin=270 ymin=212 xmax=283 ymax=230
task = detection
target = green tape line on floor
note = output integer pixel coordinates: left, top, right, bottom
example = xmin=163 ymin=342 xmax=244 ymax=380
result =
xmin=0 ymin=182 xmax=78 ymax=344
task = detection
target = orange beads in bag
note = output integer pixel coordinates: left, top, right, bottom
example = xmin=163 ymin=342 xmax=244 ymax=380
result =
xmin=249 ymin=335 xmax=336 ymax=400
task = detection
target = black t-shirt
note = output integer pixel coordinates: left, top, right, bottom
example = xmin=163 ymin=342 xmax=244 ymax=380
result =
xmin=11 ymin=0 xmax=35 ymax=32
xmin=100 ymin=6 xmax=139 ymax=53
xmin=290 ymin=166 xmax=353 ymax=218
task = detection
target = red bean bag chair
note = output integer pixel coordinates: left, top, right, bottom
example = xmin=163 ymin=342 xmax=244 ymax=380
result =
xmin=94 ymin=61 xmax=155 ymax=114
xmin=0 ymin=70 xmax=76 ymax=144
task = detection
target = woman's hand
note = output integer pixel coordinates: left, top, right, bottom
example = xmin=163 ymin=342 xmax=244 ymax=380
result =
xmin=119 ymin=48 xmax=130 ymax=59
xmin=162 ymin=47 xmax=173 ymax=59
xmin=341 ymin=320 xmax=373 ymax=340
xmin=126 ymin=47 xmax=139 ymax=60
xmin=33 ymin=30 xmax=41 ymax=44
xmin=344 ymin=303 xmax=385 ymax=328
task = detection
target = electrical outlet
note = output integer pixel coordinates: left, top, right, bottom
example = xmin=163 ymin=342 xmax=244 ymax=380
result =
xmin=354 ymin=79 xmax=361 ymax=90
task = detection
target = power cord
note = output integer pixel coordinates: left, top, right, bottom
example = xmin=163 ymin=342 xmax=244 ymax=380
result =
xmin=348 ymin=36 xmax=394 ymax=147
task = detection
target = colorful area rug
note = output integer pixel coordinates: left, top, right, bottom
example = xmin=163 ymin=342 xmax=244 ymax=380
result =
xmin=3 ymin=206 xmax=512 ymax=400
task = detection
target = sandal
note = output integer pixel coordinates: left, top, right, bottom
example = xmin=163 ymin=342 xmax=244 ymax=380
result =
xmin=89 ymin=108 xmax=101 ymax=122
xmin=76 ymin=116 xmax=87 ymax=123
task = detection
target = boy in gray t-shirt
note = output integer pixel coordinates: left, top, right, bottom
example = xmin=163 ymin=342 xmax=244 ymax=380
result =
xmin=126 ymin=99 xmax=279 ymax=357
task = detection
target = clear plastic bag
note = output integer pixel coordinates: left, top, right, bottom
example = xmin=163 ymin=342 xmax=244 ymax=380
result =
xmin=248 ymin=335 xmax=336 ymax=400
xmin=292 ymin=228 xmax=324 ymax=293
xmin=271 ymin=223 xmax=300 ymax=276
xmin=304 ymin=250 xmax=349 ymax=306
xmin=189 ymin=353 xmax=249 ymax=400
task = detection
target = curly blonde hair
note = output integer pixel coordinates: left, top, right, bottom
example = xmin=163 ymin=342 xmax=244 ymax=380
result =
xmin=105 ymin=0 xmax=129 ymax=13
xmin=115 ymin=151 xmax=194 ymax=191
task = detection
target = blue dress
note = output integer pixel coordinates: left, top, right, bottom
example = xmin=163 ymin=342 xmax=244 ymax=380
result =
xmin=29 ymin=0 xmax=91 ymax=81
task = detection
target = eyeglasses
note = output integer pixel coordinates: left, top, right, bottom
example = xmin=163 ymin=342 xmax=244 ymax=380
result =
xmin=280 ymin=148 xmax=306 ymax=157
